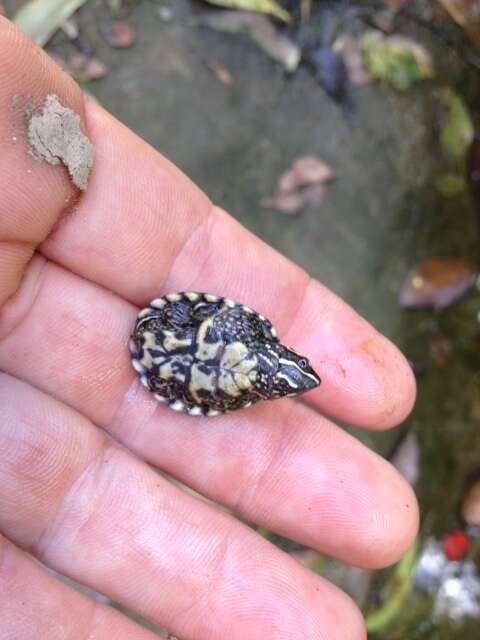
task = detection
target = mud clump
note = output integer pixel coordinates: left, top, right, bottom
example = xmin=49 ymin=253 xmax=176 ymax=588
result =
xmin=27 ymin=94 xmax=94 ymax=190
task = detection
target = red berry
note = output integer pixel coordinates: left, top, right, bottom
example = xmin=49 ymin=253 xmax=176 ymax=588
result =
xmin=442 ymin=530 xmax=470 ymax=561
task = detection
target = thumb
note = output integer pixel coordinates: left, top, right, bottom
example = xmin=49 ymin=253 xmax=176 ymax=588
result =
xmin=0 ymin=16 xmax=87 ymax=309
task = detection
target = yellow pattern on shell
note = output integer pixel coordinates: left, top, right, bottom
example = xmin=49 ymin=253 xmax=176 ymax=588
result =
xmin=159 ymin=359 xmax=186 ymax=384
xmin=218 ymin=342 xmax=257 ymax=397
xmin=189 ymin=362 xmax=217 ymax=404
xmin=163 ymin=331 xmax=191 ymax=352
xmin=195 ymin=317 xmax=222 ymax=361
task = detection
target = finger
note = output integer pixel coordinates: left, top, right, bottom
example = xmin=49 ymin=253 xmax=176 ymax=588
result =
xmin=0 ymin=535 xmax=163 ymax=640
xmin=0 ymin=263 xmax=418 ymax=567
xmin=0 ymin=373 xmax=366 ymax=640
xmin=0 ymin=17 xmax=83 ymax=308
xmin=0 ymin=17 xmax=415 ymax=430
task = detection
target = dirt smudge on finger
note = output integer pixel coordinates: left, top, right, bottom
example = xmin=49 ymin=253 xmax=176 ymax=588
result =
xmin=26 ymin=94 xmax=94 ymax=191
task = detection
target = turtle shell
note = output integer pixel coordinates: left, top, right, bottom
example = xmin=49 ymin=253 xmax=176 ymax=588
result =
xmin=130 ymin=292 xmax=320 ymax=416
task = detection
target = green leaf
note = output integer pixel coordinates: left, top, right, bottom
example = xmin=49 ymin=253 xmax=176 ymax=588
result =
xmin=360 ymin=31 xmax=433 ymax=92
xmin=366 ymin=539 xmax=419 ymax=634
xmin=203 ymin=0 xmax=290 ymax=24
xmin=440 ymin=89 xmax=474 ymax=161
xmin=13 ymin=0 xmax=90 ymax=47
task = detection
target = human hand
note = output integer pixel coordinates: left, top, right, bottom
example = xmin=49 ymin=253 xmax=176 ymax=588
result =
xmin=0 ymin=17 xmax=418 ymax=640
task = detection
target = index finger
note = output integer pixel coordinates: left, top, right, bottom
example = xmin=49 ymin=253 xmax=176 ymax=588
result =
xmin=0 ymin=18 xmax=415 ymax=430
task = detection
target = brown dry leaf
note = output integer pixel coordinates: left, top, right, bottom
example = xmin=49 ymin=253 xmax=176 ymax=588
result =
xmin=101 ymin=19 xmax=136 ymax=48
xmin=438 ymin=0 xmax=480 ymax=47
xmin=263 ymin=155 xmax=334 ymax=214
xmin=399 ymin=258 xmax=476 ymax=309
xmin=51 ymin=53 xmax=108 ymax=81
xmin=206 ymin=61 xmax=233 ymax=85
xmin=278 ymin=156 xmax=335 ymax=191
xmin=262 ymin=184 xmax=327 ymax=213
xmin=69 ymin=53 xmax=108 ymax=80
xmin=461 ymin=478 xmax=480 ymax=525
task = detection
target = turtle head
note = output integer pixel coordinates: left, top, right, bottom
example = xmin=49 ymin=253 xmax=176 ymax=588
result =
xmin=269 ymin=345 xmax=321 ymax=398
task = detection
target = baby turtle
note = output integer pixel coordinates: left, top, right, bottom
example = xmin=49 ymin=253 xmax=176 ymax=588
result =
xmin=130 ymin=292 xmax=321 ymax=416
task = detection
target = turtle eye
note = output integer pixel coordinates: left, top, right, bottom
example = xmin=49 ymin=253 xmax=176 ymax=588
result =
xmin=298 ymin=358 xmax=308 ymax=369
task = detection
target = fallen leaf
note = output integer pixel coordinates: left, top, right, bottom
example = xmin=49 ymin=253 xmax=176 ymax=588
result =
xmin=206 ymin=61 xmax=233 ymax=85
xmin=203 ymin=0 xmax=291 ymax=24
xmin=437 ymin=0 xmax=480 ymax=48
xmin=278 ymin=155 xmax=335 ymax=192
xmin=101 ymin=19 xmax=136 ymax=48
xmin=68 ymin=53 xmax=108 ymax=80
xmin=49 ymin=52 xmax=107 ymax=81
xmin=440 ymin=89 xmax=474 ymax=161
xmin=360 ymin=30 xmax=434 ymax=91
xmin=333 ymin=36 xmax=371 ymax=86
xmin=13 ymin=0 xmax=89 ymax=46
xmin=263 ymin=155 xmax=334 ymax=214
xmin=195 ymin=10 xmax=300 ymax=72
xmin=262 ymin=184 xmax=326 ymax=213
xmin=399 ymin=258 xmax=476 ymax=309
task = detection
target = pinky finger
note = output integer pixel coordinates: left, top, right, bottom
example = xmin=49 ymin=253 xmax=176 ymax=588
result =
xmin=0 ymin=534 xmax=165 ymax=640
